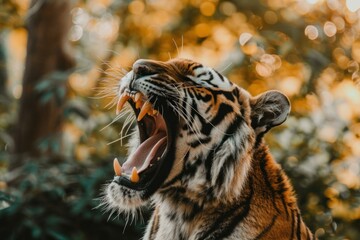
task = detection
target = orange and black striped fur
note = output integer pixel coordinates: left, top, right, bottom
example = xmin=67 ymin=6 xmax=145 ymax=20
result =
xmin=104 ymin=58 xmax=314 ymax=239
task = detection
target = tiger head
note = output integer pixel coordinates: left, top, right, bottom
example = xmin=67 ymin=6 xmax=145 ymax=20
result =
xmin=104 ymin=58 xmax=290 ymax=213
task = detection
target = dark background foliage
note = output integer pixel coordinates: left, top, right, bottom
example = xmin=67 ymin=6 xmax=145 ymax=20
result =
xmin=0 ymin=0 xmax=359 ymax=239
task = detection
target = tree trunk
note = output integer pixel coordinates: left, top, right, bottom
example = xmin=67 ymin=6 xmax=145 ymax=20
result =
xmin=0 ymin=31 xmax=7 ymax=96
xmin=12 ymin=0 xmax=75 ymax=168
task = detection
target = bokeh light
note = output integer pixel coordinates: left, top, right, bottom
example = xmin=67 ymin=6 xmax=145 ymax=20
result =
xmin=200 ymin=1 xmax=216 ymax=16
xmin=128 ymin=0 xmax=145 ymax=15
xmin=69 ymin=25 xmax=83 ymax=41
xmin=306 ymin=0 xmax=321 ymax=4
xmin=346 ymin=0 xmax=360 ymax=12
xmin=305 ymin=25 xmax=319 ymax=40
xmin=324 ymin=21 xmax=337 ymax=37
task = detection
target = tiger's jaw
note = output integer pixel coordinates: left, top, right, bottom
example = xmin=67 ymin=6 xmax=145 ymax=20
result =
xmin=105 ymin=86 xmax=179 ymax=210
xmin=114 ymin=89 xmax=178 ymax=189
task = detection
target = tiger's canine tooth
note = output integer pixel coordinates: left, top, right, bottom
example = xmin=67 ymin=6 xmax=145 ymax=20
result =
xmin=137 ymin=101 xmax=152 ymax=121
xmin=116 ymin=93 xmax=130 ymax=114
xmin=130 ymin=167 xmax=140 ymax=183
xmin=134 ymin=92 xmax=142 ymax=102
xmin=135 ymin=98 xmax=143 ymax=109
xmin=148 ymin=109 xmax=157 ymax=116
xmin=113 ymin=158 xmax=122 ymax=176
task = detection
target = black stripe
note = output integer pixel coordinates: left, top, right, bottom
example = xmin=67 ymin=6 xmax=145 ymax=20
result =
xmin=147 ymin=78 xmax=175 ymax=93
xmin=296 ymin=211 xmax=301 ymax=240
xmin=207 ymin=88 xmax=235 ymax=102
xmin=201 ymin=103 xmax=233 ymax=135
xmin=161 ymin=151 xmax=190 ymax=188
xmin=197 ymin=72 xmax=207 ymax=78
xmin=184 ymin=156 xmax=203 ymax=179
xmin=259 ymin=150 xmax=281 ymax=214
xmin=214 ymin=163 xmax=225 ymax=188
xmin=233 ymin=87 xmax=240 ymax=99
xmin=194 ymin=91 xmax=212 ymax=102
xmin=188 ymin=62 xmax=197 ymax=68
xmin=183 ymin=201 xmax=203 ymax=221
xmin=214 ymin=153 xmax=236 ymax=189
xmin=182 ymin=75 xmax=195 ymax=83
xmin=187 ymin=88 xmax=194 ymax=98
xmin=189 ymin=136 xmax=211 ymax=148
xmin=221 ymin=115 xmax=244 ymax=142
xmin=181 ymin=94 xmax=189 ymax=121
xmin=192 ymin=64 xmax=203 ymax=71
xmin=149 ymin=208 xmax=159 ymax=240
xmin=215 ymin=70 xmax=225 ymax=82
xmin=276 ymin=169 xmax=289 ymax=219
xmin=204 ymin=149 xmax=215 ymax=182
xmin=212 ymin=90 xmax=218 ymax=105
xmin=179 ymin=233 xmax=187 ymax=240
xmin=204 ymin=115 xmax=243 ymax=184
xmin=159 ymin=186 xmax=185 ymax=197
xmin=204 ymin=186 xmax=215 ymax=201
xmin=290 ymin=210 xmax=295 ymax=240
xmin=159 ymin=186 xmax=203 ymax=221
xmin=204 ymin=104 xmax=212 ymax=114
xmin=197 ymin=177 xmax=254 ymax=240
xmin=166 ymin=211 xmax=176 ymax=221
xmin=201 ymin=79 xmax=219 ymax=89
xmin=254 ymin=214 xmax=278 ymax=239
xmin=203 ymin=71 xmax=214 ymax=81
xmin=202 ymin=72 xmax=219 ymax=88
xmin=222 ymin=91 xmax=235 ymax=102
xmin=161 ymin=152 xmax=204 ymax=195
xmin=190 ymin=101 xmax=199 ymax=126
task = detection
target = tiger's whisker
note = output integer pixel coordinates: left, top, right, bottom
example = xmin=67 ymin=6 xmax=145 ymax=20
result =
xmin=107 ymin=131 xmax=136 ymax=146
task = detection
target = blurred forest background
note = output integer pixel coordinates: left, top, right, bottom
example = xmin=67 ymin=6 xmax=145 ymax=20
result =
xmin=0 ymin=0 xmax=360 ymax=239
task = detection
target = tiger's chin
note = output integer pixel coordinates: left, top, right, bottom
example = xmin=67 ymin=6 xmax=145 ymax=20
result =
xmin=104 ymin=89 xmax=178 ymax=212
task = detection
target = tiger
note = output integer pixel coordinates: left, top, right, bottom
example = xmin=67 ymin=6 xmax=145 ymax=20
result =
xmin=103 ymin=58 xmax=315 ymax=239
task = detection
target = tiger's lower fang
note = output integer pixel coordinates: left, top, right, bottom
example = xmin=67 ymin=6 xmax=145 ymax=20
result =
xmin=113 ymin=158 xmax=122 ymax=176
xmin=130 ymin=167 xmax=140 ymax=183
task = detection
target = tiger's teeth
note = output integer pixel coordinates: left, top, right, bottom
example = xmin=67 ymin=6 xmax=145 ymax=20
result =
xmin=137 ymin=101 xmax=153 ymax=121
xmin=148 ymin=109 xmax=157 ymax=116
xmin=116 ymin=93 xmax=130 ymax=114
xmin=130 ymin=167 xmax=140 ymax=183
xmin=134 ymin=92 xmax=142 ymax=102
xmin=113 ymin=158 xmax=122 ymax=176
xmin=135 ymin=98 xmax=143 ymax=109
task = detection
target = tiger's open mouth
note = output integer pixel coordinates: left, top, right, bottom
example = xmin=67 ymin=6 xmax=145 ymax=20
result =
xmin=111 ymin=88 xmax=177 ymax=194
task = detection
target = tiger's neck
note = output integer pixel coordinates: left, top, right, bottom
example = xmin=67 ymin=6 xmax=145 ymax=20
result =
xmin=248 ymin=141 xmax=298 ymax=211
xmin=145 ymin=141 xmax=309 ymax=240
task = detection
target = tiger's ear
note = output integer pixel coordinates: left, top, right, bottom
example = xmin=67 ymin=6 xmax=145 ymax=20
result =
xmin=250 ymin=90 xmax=290 ymax=135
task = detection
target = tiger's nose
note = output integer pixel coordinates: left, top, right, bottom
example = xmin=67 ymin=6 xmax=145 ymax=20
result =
xmin=132 ymin=59 xmax=154 ymax=79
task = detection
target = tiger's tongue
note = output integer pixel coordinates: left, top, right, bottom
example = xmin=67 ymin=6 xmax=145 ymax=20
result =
xmin=122 ymin=132 xmax=167 ymax=174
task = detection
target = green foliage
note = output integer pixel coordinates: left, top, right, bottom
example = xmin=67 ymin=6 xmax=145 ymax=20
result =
xmin=0 ymin=157 xmax=146 ymax=240
xmin=35 ymin=70 xmax=73 ymax=106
